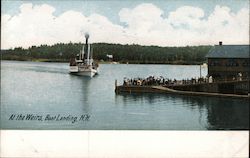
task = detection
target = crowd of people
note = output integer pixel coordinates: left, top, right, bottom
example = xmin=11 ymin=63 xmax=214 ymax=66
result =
xmin=123 ymin=76 xmax=214 ymax=86
xmin=122 ymin=73 xmax=248 ymax=87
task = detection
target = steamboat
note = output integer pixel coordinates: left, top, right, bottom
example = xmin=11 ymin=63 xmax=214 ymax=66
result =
xmin=69 ymin=33 xmax=99 ymax=77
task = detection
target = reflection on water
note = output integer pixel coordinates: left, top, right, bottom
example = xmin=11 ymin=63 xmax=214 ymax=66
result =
xmin=206 ymin=99 xmax=249 ymax=130
xmin=116 ymin=93 xmax=249 ymax=130
xmin=1 ymin=60 xmax=249 ymax=130
xmin=69 ymin=75 xmax=92 ymax=113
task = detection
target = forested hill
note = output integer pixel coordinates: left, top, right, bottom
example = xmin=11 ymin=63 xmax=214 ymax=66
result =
xmin=1 ymin=43 xmax=212 ymax=64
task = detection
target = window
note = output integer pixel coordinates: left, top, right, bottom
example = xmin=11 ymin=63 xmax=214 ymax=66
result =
xmin=242 ymin=59 xmax=249 ymax=67
xmin=226 ymin=59 xmax=239 ymax=67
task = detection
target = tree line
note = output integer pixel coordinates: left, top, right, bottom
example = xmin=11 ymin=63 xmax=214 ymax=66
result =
xmin=1 ymin=42 xmax=212 ymax=64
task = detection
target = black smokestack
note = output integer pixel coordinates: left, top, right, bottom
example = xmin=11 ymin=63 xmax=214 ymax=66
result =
xmin=85 ymin=33 xmax=89 ymax=45
xmin=84 ymin=33 xmax=89 ymax=59
xmin=219 ymin=41 xmax=222 ymax=45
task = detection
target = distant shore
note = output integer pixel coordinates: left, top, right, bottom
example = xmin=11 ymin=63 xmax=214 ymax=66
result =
xmin=1 ymin=58 xmax=205 ymax=65
xmin=1 ymin=42 xmax=211 ymax=66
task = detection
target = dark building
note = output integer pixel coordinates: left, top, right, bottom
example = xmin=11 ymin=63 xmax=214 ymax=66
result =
xmin=206 ymin=42 xmax=250 ymax=80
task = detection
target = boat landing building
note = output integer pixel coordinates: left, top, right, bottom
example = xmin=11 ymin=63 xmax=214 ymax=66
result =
xmin=206 ymin=42 xmax=250 ymax=80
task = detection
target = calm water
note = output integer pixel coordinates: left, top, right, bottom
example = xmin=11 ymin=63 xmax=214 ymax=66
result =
xmin=1 ymin=60 xmax=249 ymax=130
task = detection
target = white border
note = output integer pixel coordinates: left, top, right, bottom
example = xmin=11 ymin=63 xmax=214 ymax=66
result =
xmin=0 ymin=130 xmax=249 ymax=158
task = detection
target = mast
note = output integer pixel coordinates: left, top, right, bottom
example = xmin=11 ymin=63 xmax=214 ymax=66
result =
xmin=79 ymin=50 xmax=81 ymax=60
xmin=81 ymin=44 xmax=84 ymax=60
xmin=90 ymin=45 xmax=93 ymax=59
xmin=87 ymin=43 xmax=90 ymax=65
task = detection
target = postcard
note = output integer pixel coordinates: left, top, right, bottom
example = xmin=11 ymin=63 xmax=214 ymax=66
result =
xmin=1 ymin=0 xmax=249 ymax=157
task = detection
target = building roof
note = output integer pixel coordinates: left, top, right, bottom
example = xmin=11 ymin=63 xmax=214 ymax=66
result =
xmin=206 ymin=45 xmax=250 ymax=58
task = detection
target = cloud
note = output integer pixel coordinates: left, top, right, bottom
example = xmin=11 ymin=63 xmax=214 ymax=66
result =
xmin=168 ymin=6 xmax=205 ymax=29
xmin=119 ymin=3 xmax=164 ymax=32
xmin=1 ymin=3 xmax=249 ymax=49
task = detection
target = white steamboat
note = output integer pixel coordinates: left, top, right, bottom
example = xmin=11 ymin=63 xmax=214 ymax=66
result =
xmin=69 ymin=34 xmax=99 ymax=77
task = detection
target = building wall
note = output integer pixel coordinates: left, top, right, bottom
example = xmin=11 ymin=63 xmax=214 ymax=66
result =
xmin=207 ymin=58 xmax=249 ymax=80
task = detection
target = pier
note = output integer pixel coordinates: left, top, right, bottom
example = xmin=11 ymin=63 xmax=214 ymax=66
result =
xmin=115 ymin=77 xmax=250 ymax=99
xmin=115 ymin=42 xmax=250 ymax=99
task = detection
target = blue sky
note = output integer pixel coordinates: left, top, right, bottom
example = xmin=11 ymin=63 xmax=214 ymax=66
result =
xmin=2 ymin=0 xmax=248 ymax=23
xmin=1 ymin=0 xmax=249 ymax=48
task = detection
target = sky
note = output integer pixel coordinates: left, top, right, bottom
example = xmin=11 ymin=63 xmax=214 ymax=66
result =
xmin=1 ymin=0 xmax=249 ymax=49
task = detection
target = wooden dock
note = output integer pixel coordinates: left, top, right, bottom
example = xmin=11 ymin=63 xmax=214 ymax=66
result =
xmin=115 ymin=84 xmax=250 ymax=99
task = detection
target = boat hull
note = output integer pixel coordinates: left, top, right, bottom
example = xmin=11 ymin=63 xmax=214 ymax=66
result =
xmin=69 ymin=66 xmax=98 ymax=77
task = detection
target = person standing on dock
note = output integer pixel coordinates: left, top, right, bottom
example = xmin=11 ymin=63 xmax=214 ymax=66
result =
xmin=209 ymin=76 xmax=213 ymax=83
xmin=238 ymin=72 xmax=242 ymax=81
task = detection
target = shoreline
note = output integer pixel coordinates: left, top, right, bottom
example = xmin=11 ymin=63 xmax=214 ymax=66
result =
xmin=1 ymin=59 xmax=206 ymax=65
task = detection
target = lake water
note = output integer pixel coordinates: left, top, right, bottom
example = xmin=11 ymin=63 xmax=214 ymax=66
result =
xmin=1 ymin=60 xmax=249 ymax=130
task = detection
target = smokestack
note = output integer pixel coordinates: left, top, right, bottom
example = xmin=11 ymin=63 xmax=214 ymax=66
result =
xmin=219 ymin=41 xmax=222 ymax=45
xmin=85 ymin=33 xmax=89 ymax=45
xmin=84 ymin=33 xmax=89 ymax=59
